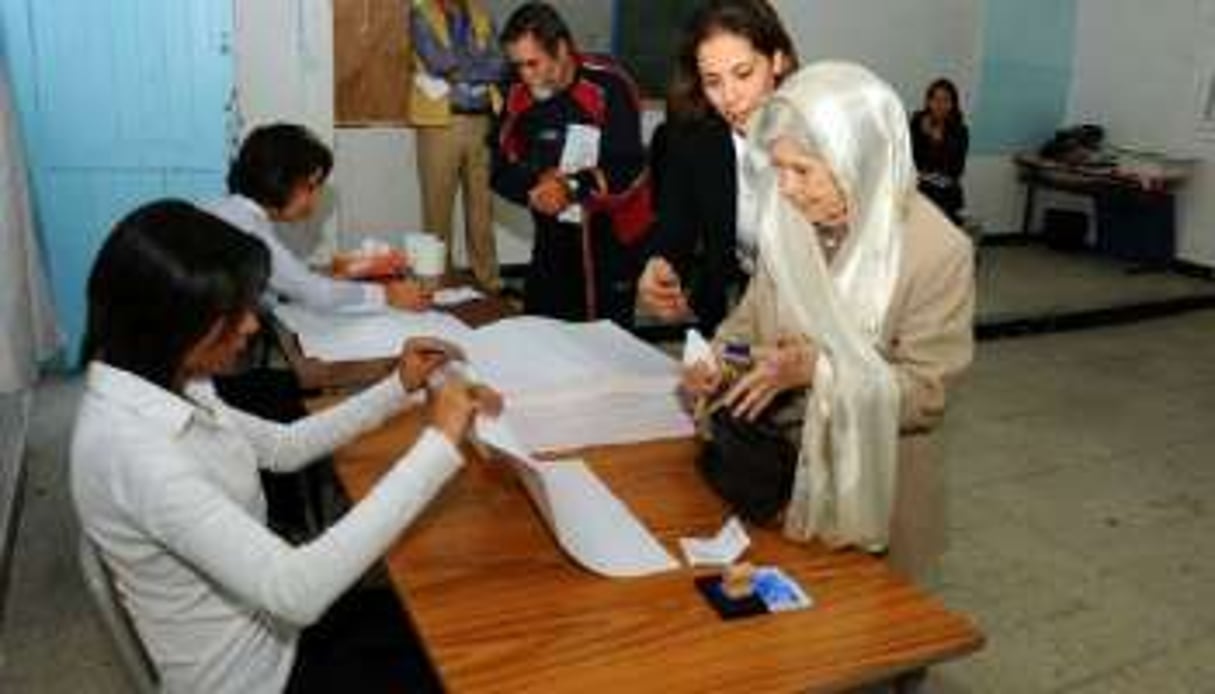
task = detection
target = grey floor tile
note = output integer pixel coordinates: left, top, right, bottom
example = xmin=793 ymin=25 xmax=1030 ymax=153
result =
xmin=1061 ymin=634 xmax=1215 ymax=694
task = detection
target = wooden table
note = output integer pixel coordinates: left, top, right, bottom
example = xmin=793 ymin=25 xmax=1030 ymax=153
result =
xmin=332 ymin=412 xmax=985 ymax=692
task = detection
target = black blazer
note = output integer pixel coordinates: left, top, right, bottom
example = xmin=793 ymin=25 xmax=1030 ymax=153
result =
xmin=647 ymin=115 xmax=741 ymax=333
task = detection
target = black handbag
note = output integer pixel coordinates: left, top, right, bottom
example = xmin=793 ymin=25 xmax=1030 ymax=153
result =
xmin=697 ymin=406 xmax=798 ymax=525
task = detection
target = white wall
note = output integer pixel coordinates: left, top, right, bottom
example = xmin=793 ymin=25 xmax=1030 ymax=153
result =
xmin=773 ymin=0 xmax=1023 ymax=235
xmin=772 ymin=0 xmax=981 ymax=108
xmin=1068 ymin=0 xmax=1215 ymax=266
xmin=330 ymin=127 xmax=535 ymax=265
xmin=234 ymin=0 xmax=338 ymax=260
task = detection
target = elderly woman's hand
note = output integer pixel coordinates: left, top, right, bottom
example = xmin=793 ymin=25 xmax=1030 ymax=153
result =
xmin=770 ymin=136 xmax=849 ymax=228
xmin=722 ymin=335 xmax=817 ymax=421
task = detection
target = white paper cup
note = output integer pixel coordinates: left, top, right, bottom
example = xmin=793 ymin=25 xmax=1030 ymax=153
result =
xmin=410 ymin=236 xmax=446 ymax=288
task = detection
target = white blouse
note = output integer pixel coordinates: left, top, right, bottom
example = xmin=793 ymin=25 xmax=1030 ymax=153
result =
xmin=204 ymin=195 xmax=387 ymax=313
xmin=71 ymin=362 xmax=461 ymax=693
xmin=732 ymin=130 xmax=761 ymax=276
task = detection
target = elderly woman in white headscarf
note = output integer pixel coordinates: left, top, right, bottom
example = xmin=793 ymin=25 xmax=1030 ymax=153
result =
xmin=683 ymin=61 xmax=975 ymax=582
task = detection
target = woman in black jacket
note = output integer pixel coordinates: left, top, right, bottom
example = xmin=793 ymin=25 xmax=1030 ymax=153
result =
xmin=910 ymin=78 xmax=969 ymax=224
xmin=638 ymin=0 xmax=799 ymax=333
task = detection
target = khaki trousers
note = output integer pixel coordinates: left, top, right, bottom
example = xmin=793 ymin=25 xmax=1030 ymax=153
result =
xmin=415 ymin=114 xmax=499 ymax=291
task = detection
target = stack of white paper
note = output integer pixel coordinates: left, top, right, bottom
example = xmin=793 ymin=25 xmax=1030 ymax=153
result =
xmin=460 ymin=317 xmax=692 ymax=451
xmin=476 ymin=415 xmax=678 ymax=578
xmin=275 ymin=306 xmax=694 ymax=452
xmin=274 ymin=304 xmax=473 ymax=362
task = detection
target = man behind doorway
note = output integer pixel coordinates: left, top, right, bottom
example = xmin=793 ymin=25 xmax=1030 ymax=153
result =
xmin=491 ymin=2 xmax=650 ymax=326
xmin=409 ymin=0 xmax=503 ymax=291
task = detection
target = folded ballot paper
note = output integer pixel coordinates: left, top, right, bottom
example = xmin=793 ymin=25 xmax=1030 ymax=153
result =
xmin=475 ymin=414 xmax=678 ymax=578
xmin=274 ymin=306 xmax=694 ymax=452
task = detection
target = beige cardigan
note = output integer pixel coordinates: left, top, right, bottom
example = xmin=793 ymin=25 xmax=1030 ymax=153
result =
xmin=714 ymin=194 xmax=975 ymax=581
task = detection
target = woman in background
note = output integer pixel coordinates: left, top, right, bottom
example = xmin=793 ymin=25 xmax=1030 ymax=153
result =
xmin=207 ymin=123 xmax=432 ymax=313
xmin=910 ymin=78 xmax=969 ymax=224
xmin=637 ymin=0 xmax=799 ymax=333
xmin=72 ymin=200 xmax=498 ymax=692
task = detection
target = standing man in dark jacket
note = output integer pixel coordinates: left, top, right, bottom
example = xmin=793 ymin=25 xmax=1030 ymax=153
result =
xmin=491 ymin=2 xmax=650 ymax=326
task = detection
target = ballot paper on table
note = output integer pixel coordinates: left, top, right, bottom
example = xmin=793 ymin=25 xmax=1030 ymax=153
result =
xmin=275 ymin=307 xmax=694 ymax=452
xmin=679 ymin=516 xmax=751 ymax=567
xmin=274 ymin=304 xmax=473 ymax=362
xmin=432 ymin=286 xmax=484 ymax=307
xmin=460 ymin=317 xmax=693 ymax=452
xmin=476 ymin=414 xmax=679 ymax=578
xmin=557 ymin=124 xmax=600 ymax=225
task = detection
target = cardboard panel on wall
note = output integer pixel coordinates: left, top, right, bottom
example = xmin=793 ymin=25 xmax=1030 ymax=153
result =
xmin=334 ymin=0 xmax=412 ymax=126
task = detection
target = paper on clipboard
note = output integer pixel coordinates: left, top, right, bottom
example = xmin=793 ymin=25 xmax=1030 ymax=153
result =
xmin=475 ymin=414 xmax=679 ymax=578
xmin=557 ymin=124 xmax=600 ymax=224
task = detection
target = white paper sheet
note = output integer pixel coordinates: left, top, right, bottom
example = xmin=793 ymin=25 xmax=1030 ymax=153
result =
xmin=557 ymin=124 xmax=600 ymax=224
xmin=477 ymin=415 xmax=679 ymax=578
xmin=433 ymin=286 xmax=484 ymax=307
xmin=464 ymin=318 xmax=693 ymax=451
xmin=682 ymin=328 xmax=717 ymax=372
xmin=279 ymin=309 xmax=694 ymax=451
xmin=679 ymin=516 xmax=751 ymax=567
xmin=274 ymin=304 xmax=473 ymax=362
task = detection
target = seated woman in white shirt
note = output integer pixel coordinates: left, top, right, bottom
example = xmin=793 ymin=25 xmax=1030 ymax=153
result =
xmin=206 ymin=123 xmax=433 ymax=313
xmin=71 ymin=200 xmax=498 ymax=693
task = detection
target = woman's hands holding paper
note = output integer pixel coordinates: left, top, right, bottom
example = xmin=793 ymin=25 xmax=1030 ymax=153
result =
xmin=722 ymin=336 xmax=817 ymax=421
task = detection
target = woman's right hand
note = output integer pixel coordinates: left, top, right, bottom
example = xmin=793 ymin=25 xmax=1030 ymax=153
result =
xmin=430 ymin=374 xmax=479 ymax=446
xmin=396 ymin=337 xmax=464 ymax=392
xmin=638 ymin=257 xmax=690 ymax=320
xmin=385 ymin=278 xmax=434 ymax=312
xmin=680 ymin=359 xmax=723 ymax=400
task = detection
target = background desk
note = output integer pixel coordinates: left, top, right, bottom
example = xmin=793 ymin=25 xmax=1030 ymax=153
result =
xmin=329 ymin=410 xmax=984 ymax=692
xmin=1014 ymin=153 xmax=1188 ymax=265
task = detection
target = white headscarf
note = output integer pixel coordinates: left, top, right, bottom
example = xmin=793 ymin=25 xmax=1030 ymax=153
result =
xmin=747 ymin=62 xmax=915 ymax=549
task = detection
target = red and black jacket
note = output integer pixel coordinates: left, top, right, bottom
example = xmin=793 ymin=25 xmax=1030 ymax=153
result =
xmin=491 ymin=53 xmax=654 ymax=245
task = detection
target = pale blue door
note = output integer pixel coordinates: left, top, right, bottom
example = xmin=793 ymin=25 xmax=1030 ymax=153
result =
xmin=1 ymin=0 xmax=234 ymax=356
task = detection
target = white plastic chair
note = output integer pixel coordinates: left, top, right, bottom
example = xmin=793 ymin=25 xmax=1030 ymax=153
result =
xmin=77 ymin=536 xmax=159 ymax=694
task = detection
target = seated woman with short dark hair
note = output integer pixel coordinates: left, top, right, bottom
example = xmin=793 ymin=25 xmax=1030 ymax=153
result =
xmin=207 ymin=123 xmax=432 ymax=313
xmin=70 ymin=200 xmax=497 ymax=692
